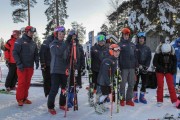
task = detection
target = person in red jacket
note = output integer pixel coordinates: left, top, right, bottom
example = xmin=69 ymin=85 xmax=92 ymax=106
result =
xmin=4 ymin=30 xmax=21 ymax=91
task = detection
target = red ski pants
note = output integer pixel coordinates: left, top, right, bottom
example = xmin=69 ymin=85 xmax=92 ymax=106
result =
xmin=16 ymin=68 xmax=33 ymax=101
xmin=156 ymin=73 xmax=177 ymax=103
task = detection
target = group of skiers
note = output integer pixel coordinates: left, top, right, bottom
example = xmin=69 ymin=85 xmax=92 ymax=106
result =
xmin=2 ymin=25 xmax=180 ymax=116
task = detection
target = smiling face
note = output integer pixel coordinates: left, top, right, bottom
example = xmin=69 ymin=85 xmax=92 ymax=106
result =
xmin=123 ymin=34 xmax=130 ymax=40
xmin=57 ymin=32 xmax=65 ymax=41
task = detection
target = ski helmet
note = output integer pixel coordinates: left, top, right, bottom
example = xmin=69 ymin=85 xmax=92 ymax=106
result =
xmin=25 ymin=26 xmax=36 ymax=33
xmin=121 ymin=28 xmax=131 ymax=35
xmin=137 ymin=32 xmax=146 ymax=38
xmin=12 ymin=30 xmax=21 ymax=35
xmin=54 ymin=26 xmax=66 ymax=37
xmin=109 ymin=44 xmax=120 ymax=56
xmin=161 ymin=43 xmax=171 ymax=53
xmin=68 ymin=29 xmax=78 ymax=36
xmin=97 ymin=31 xmax=106 ymax=37
xmin=96 ymin=35 xmax=106 ymax=42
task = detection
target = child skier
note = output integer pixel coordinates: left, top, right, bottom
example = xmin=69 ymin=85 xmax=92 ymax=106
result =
xmin=94 ymin=44 xmax=120 ymax=114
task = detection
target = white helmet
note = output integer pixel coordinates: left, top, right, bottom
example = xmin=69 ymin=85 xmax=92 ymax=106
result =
xmin=161 ymin=43 xmax=171 ymax=53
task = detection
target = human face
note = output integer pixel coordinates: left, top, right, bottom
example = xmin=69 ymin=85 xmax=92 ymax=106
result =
xmin=139 ymin=37 xmax=145 ymax=44
xmin=57 ymin=32 xmax=65 ymax=41
xmin=123 ymin=34 xmax=130 ymax=40
xmin=27 ymin=31 xmax=34 ymax=38
xmin=113 ymin=48 xmax=120 ymax=58
xmin=72 ymin=34 xmax=77 ymax=40
xmin=98 ymin=41 xmax=105 ymax=46
xmin=13 ymin=33 xmax=21 ymax=39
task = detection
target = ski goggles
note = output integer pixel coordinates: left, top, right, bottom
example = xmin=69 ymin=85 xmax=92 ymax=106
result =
xmin=111 ymin=47 xmax=121 ymax=52
xmin=30 ymin=27 xmax=36 ymax=32
xmin=54 ymin=26 xmax=65 ymax=33
xmin=97 ymin=35 xmax=106 ymax=42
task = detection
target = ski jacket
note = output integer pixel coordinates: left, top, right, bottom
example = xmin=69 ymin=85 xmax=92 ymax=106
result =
xmin=91 ymin=43 xmax=108 ymax=72
xmin=97 ymin=56 xmax=117 ymax=86
xmin=13 ymin=34 xmax=39 ymax=69
xmin=153 ymin=45 xmax=177 ymax=74
xmin=50 ymin=39 xmax=67 ymax=74
xmin=65 ymin=38 xmax=85 ymax=70
xmin=118 ymin=39 xmax=138 ymax=69
xmin=39 ymin=35 xmax=54 ymax=67
xmin=4 ymin=36 xmax=17 ymax=63
xmin=136 ymin=44 xmax=151 ymax=67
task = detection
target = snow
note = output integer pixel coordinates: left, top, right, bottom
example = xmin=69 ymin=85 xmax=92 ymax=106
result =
xmin=0 ymin=61 xmax=179 ymax=120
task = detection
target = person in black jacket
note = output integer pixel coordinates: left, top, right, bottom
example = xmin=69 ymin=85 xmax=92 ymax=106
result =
xmin=153 ymin=43 xmax=177 ymax=108
xmin=13 ymin=26 xmax=39 ymax=106
xmin=39 ymin=34 xmax=54 ymax=97
xmin=94 ymin=44 xmax=120 ymax=114
xmin=47 ymin=26 xmax=68 ymax=115
xmin=65 ymin=30 xmax=85 ymax=108
xmin=118 ymin=28 xmax=138 ymax=107
xmin=133 ymin=32 xmax=151 ymax=104
xmin=91 ymin=34 xmax=108 ymax=93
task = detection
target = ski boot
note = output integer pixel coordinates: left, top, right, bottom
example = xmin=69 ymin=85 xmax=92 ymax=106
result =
xmin=139 ymin=92 xmax=147 ymax=104
xmin=133 ymin=91 xmax=139 ymax=103
xmin=157 ymin=102 xmax=163 ymax=107
xmin=94 ymin=103 xmax=104 ymax=114
xmin=48 ymin=109 xmax=56 ymax=115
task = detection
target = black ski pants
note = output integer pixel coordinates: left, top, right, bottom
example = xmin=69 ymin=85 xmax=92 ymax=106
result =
xmin=5 ymin=63 xmax=17 ymax=89
xmin=134 ymin=73 xmax=147 ymax=92
xmin=47 ymin=73 xmax=67 ymax=109
xmin=41 ymin=66 xmax=51 ymax=97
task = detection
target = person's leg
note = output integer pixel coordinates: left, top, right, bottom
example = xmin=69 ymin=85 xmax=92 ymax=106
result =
xmin=156 ymin=73 xmax=164 ymax=103
xmin=42 ymin=66 xmax=51 ymax=97
xmin=11 ymin=64 xmax=18 ymax=89
xmin=47 ymin=74 xmax=61 ymax=109
xmin=133 ymin=74 xmax=140 ymax=103
xmin=126 ymin=69 xmax=136 ymax=101
xmin=139 ymin=73 xmax=148 ymax=104
xmin=16 ymin=68 xmax=26 ymax=102
xmin=165 ymin=73 xmax=177 ymax=103
xmin=59 ymin=74 xmax=67 ymax=106
xmin=24 ymin=68 xmax=33 ymax=100
xmin=120 ymin=69 xmax=128 ymax=104
xmin=5 ymin=63 xmax=14 ymax=89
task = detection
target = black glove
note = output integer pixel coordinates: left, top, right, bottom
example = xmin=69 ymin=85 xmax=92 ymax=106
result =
xmin=18 ymin=64 xmax=24 ymax=72
xmin=5 ymin=60 xmax=9 ymax=67
xmin=36 ymin=63 xmax=39 ymax=69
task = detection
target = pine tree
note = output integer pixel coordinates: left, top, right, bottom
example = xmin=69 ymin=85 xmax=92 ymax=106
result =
xmin=11 ymin=0 xmax=37 ymax=23
xmin=44 ymin=0 xmax=68 ymax=38
xmin=70 ymin=21 xmax=86 ymax=44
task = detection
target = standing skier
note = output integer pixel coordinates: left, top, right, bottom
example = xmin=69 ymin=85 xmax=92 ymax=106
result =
xmin=65 ymin=30 xmax=85 ymax=109
xmin=47 ymin=26 xmax=68 ymax=115
xmin=13 ymin=26 xmax=39 ymax=106
xmin=39 ymin=32 xmax=54 ymax=97
xmin=153 ymin=42 xmax=177 ymax=107
xmin=94 ymin=44 xmax=120 ymax=114
xmin=133 ymin=32 xmax=151 ymax=104
xmin=118 ymin=28 xmax=138 ymax=107
xmin=4 ymin=30 xmax=21 ymax=91
xmin=91 ymin=34 xmax=108 ymax=94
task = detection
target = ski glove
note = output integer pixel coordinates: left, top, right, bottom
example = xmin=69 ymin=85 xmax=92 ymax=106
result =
xmin=36 ymin=63 xmax=39 ymax=69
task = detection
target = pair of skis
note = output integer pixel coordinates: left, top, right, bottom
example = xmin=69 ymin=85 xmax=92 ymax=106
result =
xmin=109 ymin=59 xmax=122 ymax=118
xmin=64 ymin=39 xmax=78 ymax=117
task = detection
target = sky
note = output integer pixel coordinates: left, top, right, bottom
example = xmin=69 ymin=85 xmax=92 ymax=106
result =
xmin=0 ymin=0 xmax=123 ymax=43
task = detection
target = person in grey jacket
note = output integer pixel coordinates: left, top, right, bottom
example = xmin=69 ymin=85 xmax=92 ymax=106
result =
xmin=118 ymin=28 xmax=138 ymax=107
xmin=94 ymin=44 xmax=120 ymax=114
xmin=13 ymin=26 xmax=39 ymax=106
xmin=47 ymin=26 xmax=68 ymax=115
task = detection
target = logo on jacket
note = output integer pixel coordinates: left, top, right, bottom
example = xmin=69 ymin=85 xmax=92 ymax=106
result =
xmin=23 ymin=42 xmax=27 ymax=44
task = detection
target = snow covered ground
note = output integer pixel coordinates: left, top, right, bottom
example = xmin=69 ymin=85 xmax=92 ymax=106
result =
xmin=0 ymin=61 xmax=179 ymax=120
